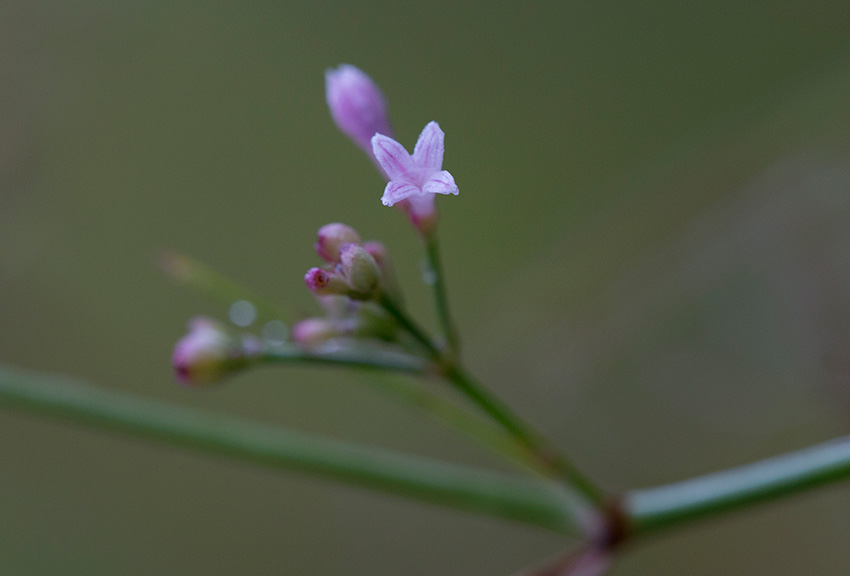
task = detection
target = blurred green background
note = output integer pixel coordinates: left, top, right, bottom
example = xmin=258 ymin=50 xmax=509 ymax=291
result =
xmin=2 ymin=2 xmax=850 ymax=574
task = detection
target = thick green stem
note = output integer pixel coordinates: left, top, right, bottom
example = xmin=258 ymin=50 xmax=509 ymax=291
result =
xmin=626 ymin=436 xmax=850 ymax=535
xmin=0 ymin=364 xmax=582 ymax=534
xmin=424 ymin=233 xmax=460 ymax=355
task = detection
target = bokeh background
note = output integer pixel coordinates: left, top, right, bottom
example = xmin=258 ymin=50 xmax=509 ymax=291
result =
xmin=2 ymin=2 xmax=850 ymax=574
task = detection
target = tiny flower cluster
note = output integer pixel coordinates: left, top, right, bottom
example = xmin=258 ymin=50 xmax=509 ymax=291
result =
xmin=296 ymin=223 xmax=399 ymax=345
xmin=172 ymin=64 xmax=456 ymax=384
xmin=305 ymin=223 xmax=381 ymax=300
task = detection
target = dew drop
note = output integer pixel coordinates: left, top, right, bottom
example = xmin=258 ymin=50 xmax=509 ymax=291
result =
xmin=229 ymin=300 xmax=257 ymax=327
xmin=262 ymin=320 xmax=289 ymax=345
xmin=420 ymin=259 xmax=437 ymax=285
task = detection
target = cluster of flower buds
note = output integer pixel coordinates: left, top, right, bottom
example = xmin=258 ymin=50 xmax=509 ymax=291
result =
xmin=291 ymin=295 xmax=397 ymax=346
xmin=171 ymin=317 xmax=261 ymax=386
xmin=292 ymin=224 xmax=400 ymax=346
xmin=304 ymin=223 xmax=382 ymax=300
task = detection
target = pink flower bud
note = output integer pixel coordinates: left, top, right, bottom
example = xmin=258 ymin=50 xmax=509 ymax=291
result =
xmin=325 ymin=64 xmax=394 ymax=170
xmin=339 ymin=243 xmax=380 ymax=297
xmin=292 ymin=317 xmax=339 ymax=345
xmin=304 ymin=267 xmax=350 ymax=296
xmin=315 ymin=223 xmax=361 ymax=263
xmin=172 ymin=318 xmax=245 ymax=386
xmin=361 ymin=240 xmax=386 ymax=266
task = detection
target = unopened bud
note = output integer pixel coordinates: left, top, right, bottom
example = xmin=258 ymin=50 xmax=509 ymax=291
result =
xmin=339 ymin=243 xmax=380 ymax=297
xmin=172 ymin=318 xmax=246 ymax=386
xmin=304 ymin=267 xmax=350 ymax=296
xmin=325 ymin=64 xmax=394 ymax=166
xmin=361 ymin=240 xmax=386 ymax=266
xmin=315 ymin=223 xmax=361 ymax=263
xmin=292 ymin=317 xmax=339 ymax=345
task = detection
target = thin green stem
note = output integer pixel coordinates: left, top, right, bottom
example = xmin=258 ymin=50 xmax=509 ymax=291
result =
xmin=446 ymin=366 xmax=606 ymax=506
xmin=259 ymin=343 xmax=428 ymax=374
xmin=261 ymin=342 xmax=541 ymax=470
xmin=424 ymin=233 xmax=459 ymax=355
xmin=377 ymin=293 xmax=605 ymax=506
xmin=378 ymin=293 xmax=441 ymax=357
xmin=626 ymin=436 xmax=850 ymax=535
xmin=357 ymin=373 xmax=543 ymax=472
xmin=159 ymin=253 xmax=546 ymax=478
xmin=0 ymin=364 xmax=584 ymax=534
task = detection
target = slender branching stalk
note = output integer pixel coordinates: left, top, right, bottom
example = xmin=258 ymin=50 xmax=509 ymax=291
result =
xmin=378 ymin=291 xmax=605 ymax=506
xmin=0 ymin=363 xmax=584 ymax=534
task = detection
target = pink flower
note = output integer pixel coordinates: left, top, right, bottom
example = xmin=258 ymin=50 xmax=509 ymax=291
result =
xmin=371 ymin=121 xmax=459 ymax=233
xmin=325 ymin=64 xmax=394 ymax=171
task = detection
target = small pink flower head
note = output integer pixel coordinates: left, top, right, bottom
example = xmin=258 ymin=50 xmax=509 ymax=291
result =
xmin=325 ymin=64 xmax=394 ymax=168
xmin=315 ymin=223 xmax=361 ymax=263
xmin=372 ymin=121 xmax=458 ymax=234
xmin=172 ymin=317 xmax=245 ymax=386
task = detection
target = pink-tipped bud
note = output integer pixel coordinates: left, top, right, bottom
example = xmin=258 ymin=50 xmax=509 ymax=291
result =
xmin=292 ymin=317 xmax=339 ymax=345
xmin=304 ymin=267 xmax=350 ymax=296
xmin=361 ymin=240 xmax=387 ymax=266
xmin=339 ymin=243 xmax=380 ymax=297
xmin=172 ymin=318 xmax=245 ymax=386
xmin=325 ymin=64 xmax=394 ymax=169
xmin=362 ymin=240 xmax=402 ymax=300
xmin=315 ymin=223 xmax=361 ymax=263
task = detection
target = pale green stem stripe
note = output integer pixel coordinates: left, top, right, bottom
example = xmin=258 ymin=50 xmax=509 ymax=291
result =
xmin=0 ymin=364 xmax=580 ymax=534
xmin=259 ymin=344 xmax=429 ymax=374
xmin=424 ymin=234 xmax=459 ymax=355
xmin=626 ymin=435 xmax=850 ymax=534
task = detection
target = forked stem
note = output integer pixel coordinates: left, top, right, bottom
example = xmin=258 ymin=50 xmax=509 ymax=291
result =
xmin=378 ymin=292 xmax=605 ymax=506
